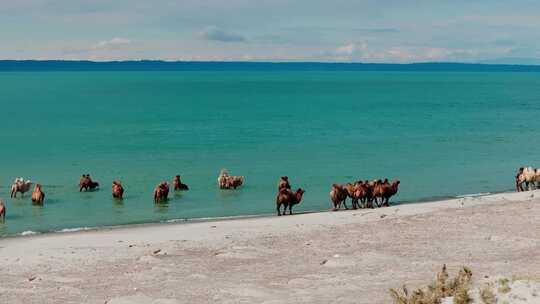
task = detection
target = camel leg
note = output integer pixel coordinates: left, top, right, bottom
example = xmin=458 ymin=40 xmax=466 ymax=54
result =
xmin=342 ymin=199 xmax=349 ymax=210
xmin=276 ymin=204 xmax=282 ymax=216
xmin=289 ymin=205 xmax=293 ymax=215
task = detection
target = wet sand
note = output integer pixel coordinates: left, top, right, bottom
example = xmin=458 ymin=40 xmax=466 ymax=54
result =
xmin=1 ymin=190 xmax=539 ymax=303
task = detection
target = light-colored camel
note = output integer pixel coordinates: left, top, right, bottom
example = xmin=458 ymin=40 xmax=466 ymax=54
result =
xmin=517 ymin=167 xmax=537 ymax=191
xmin=11 ymin=178 xmax=32 ymax=198
xmin=31 ymin=184 xmax=45 ymax=205
xmin=217 ymin=170 xmax=244 ymax=189
xmin=0 ymin=201 xmax=5 ymax=222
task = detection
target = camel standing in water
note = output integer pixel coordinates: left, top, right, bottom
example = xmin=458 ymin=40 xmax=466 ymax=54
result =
xmin=79 ymin=174 xmax=99 ymax=192
xmin=10 ymin=178 xmax=32 ymax=198
xmin=154 ymin=182 xmax=170 ymax=203
xmin=0 ymin=201 xmax=5 ymax=222
xmin=217 ymin=169 xmax=245 ymax=189
xmin=112 ymin=181 xmax=124 ymax=199
xmin=31 ymin=184 xmax=45 ymax=205
xmin=173 ymin=175 xmax=189 ymax=191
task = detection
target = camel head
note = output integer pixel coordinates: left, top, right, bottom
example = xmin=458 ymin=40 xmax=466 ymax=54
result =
xmin=392 ymin=180 xmax=401 ymax=192
xmin=295 ymin=188 xmax=305 ymax=200
xmin=281 ymin=176 xmax=288 ymax=181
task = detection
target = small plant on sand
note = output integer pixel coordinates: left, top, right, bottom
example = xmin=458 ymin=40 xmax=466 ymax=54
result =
xmin=498 ymin=278 xmax=511 ymax=294
xmin=389 ymin=265 xmax=473 ymax=304
xmin=479 ymin=285 xmax=496 ymax=304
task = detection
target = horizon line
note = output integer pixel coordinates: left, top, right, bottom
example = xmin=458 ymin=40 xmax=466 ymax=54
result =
xmin=0 ymin=59 xmax=539 ymax=67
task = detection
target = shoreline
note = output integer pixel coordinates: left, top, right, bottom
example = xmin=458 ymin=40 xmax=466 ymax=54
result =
xmin=1 ymin=189 xmax=539 ymax=303
xmin=3 ymin=188 xmax=515 ymax=239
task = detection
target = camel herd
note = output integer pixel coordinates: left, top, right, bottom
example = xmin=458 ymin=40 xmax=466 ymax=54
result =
xmin=330 ymin=179 xmax=401 ymax=210
xmin=1 ymin=166 xmax=537 ymax=225
xmin=0 ymin=169 xmax=404 ymax=223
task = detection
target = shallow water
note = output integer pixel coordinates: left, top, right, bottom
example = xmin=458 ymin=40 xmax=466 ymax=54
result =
xmin=1 ymin=71 xmax=539 ymax=236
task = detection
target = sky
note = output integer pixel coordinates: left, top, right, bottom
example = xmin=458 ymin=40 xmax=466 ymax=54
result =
xmin=1 ymin=0 xmax=540 ymax=63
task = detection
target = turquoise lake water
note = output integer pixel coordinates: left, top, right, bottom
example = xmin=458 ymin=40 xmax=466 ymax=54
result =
xmin=1 ymin=71 xmax=539 ymax=236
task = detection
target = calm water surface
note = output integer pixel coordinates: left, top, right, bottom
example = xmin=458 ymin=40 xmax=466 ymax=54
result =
xmin=0 ymin=71 xmax=539 ymax=236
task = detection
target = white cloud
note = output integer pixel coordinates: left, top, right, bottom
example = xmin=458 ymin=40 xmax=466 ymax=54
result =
xmin=328 ymin=43 xmax=481 ymax=63
xmin=93 ymin=37 xmax=131 ymax=49
xmin=335 ymin=43 xmax=355 ymax=55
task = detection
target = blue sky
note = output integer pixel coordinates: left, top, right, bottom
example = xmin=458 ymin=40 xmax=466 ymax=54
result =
xmin=1 ymin=0 xmax=540 ymax=63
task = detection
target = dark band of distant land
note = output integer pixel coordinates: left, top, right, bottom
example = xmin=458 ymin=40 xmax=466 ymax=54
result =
xmin=1 ymin=60 xmax=540 ymax=72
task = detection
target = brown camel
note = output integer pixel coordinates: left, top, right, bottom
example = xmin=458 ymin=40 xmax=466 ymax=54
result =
xmin=31 ymin=184 xmax=45 ymax=205
xmin=362 ymin=180 xmax=377 ymax=208
xmin=79 ymin=174 xmax=99 ymax=192
xmin=173 ymin=175 xmax=189 ymax=191
xmin=153 ymin=182 xmax=170 ymax=203
xmin=372 ymin=180 xmax=385 ymax=207
xmin=112 ymin=181 xmax=124 ymax=199
xmin=374 ymin=180 xmax=400 ymax=207
xmin=330 ymin=184 xmax=349 ymax=210
xmin=349 ymin=181 xmax=369 ymax=209
xmin=277 ymin=176 xmax=291 ymax=192
xmin=0 ymin=201 xmax=5 ymax=222
xmin=10 ymin=178 xmax=32 ymax=198
xmin=276 ymin=188 xmax=305 ymax=216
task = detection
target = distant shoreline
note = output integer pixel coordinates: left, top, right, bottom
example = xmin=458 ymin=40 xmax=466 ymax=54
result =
xmin=1 ymin=188 xmax=513 ymax=239
xmin=1 ymin=60 xmax=540 ymax=72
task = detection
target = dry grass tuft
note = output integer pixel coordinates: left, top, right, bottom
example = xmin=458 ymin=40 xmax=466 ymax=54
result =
xmin=497 ymin=278 xmax=511 ymax=294
xmin=389 ymin=265 xmax=473 ymax=304
xmin=479 ymin=285 xmax=496 ymax=304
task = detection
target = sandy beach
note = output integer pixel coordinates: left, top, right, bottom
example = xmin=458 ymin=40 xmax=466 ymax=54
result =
xmin=1 ymin=190 xmax=539 ymax=303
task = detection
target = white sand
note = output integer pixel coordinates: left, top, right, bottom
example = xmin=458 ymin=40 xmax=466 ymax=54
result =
xmin=1 ymin=191 xmax=540 ymax=303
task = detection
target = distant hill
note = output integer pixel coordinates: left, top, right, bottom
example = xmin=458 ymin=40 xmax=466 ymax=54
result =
xmin=1 ymin=60 xmax=540 ymax=72
xmin=478 ymin=57 xmax=540 ymax=66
